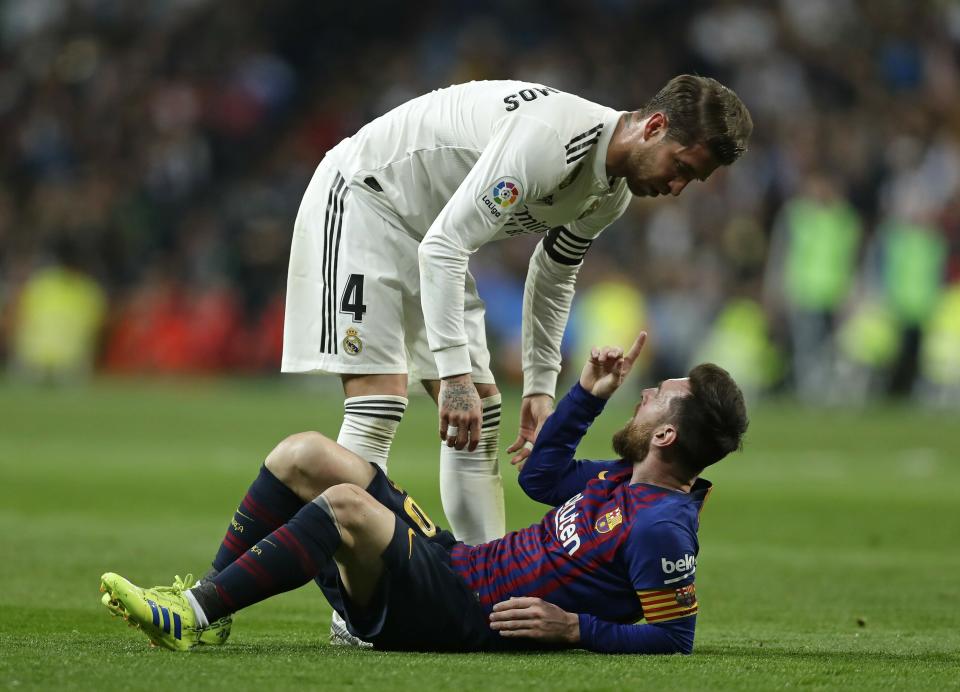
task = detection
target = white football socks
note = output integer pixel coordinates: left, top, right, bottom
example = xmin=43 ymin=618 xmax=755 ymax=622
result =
xmin=336 ymin=395 xmax=408 ymax=472
xmin=439 ymin=394 xmax=505 ymax=544
xmin=337 ymin=391 xmax=505 ymax=544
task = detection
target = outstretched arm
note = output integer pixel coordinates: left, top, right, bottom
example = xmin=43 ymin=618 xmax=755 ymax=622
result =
xmin=508 ymin=185 xmax=632 ymax=467
xmin=506 ymin=232 xmax=579 ymax=466
xmin=518 ymin=332 xmax=647 ymax=504
xmin=419 ymin=116 xmax=564 ymax=452
xmin=488 ymin=597 xmax=694 ymax=654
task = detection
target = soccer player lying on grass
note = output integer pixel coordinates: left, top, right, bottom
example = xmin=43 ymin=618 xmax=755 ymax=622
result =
xmin=99 ymin=331 xmax=748 ymax=654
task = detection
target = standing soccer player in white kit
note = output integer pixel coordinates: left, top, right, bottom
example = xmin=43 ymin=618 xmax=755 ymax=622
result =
xmin=282 ymin=75 xmax=752 ymax=549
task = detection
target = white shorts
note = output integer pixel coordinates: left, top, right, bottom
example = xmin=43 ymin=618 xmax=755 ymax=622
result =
xmin=281 ymin=157 xmax=494 ymax=384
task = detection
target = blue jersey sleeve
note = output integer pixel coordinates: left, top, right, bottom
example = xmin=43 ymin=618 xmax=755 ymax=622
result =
xmin=517 ymin=382 xmax=623 ymax=506
xmin=576 ymin=519 xmax=700 ymax=654
xmin=626 ymin=520 xmax=699 ymax=591
xmin=577 ymin=613 xmax=695 ymax=654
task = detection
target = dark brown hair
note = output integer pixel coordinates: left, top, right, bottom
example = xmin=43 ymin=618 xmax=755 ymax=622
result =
xmin=640 ymin=75 xmax=753 ymax=166
xmin=669 ymin=363 xmax=748 ymax=470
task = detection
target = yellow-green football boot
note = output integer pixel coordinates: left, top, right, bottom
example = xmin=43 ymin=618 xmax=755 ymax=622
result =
xmin=99 ymin=573 xmax=231 ymax=650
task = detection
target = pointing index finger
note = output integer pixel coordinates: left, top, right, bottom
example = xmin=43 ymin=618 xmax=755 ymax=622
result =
xmin=623 ymin=331 xmax=648 ymax=364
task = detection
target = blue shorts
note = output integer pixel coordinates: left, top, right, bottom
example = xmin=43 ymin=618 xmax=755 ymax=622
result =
xmin=315 ymin=465 xmax=501 ymax=651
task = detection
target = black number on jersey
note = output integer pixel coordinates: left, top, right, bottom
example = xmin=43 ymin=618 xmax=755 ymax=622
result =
xmin=339 ymin=274 xmax=367 ymax=322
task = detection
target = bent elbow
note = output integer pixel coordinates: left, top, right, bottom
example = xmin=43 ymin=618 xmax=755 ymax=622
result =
xmin=517 ymin=469 xmax=553 ymax=504
xmin=419 ymin=231 xmax=463 ymax=259
xmin=517 ymin=466 xmax=533 ymax=494
xmin=417 ymin=235 xmax=438 ymax=265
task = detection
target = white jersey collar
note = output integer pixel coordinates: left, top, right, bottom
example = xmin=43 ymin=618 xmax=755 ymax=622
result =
xmin=592 ymin=110 xmax=627 ymax=192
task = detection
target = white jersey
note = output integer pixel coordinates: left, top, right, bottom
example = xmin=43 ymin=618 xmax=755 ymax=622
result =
xmin=324 ymin=80 xmax=631 ymax=396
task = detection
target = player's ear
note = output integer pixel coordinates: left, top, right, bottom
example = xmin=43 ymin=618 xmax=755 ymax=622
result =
xmin=652 ymin=422 xmax=677 ymax=449
xmin=642 ymin=112 xmax=668 ymax=141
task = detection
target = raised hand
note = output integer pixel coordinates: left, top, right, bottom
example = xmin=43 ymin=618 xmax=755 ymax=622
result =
xmin=579 ymin=331 xmax=647 ymax=400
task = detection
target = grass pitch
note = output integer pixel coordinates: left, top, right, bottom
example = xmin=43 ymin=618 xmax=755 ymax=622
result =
xmin=1 ymin=376 xmax=958 ymax=690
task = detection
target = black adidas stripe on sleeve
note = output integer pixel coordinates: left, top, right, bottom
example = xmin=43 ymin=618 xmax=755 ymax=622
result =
xmin=565 ymin=124 xmax=603 ymax=164
xmin=543 ymin=226 xmax=593 ymax=266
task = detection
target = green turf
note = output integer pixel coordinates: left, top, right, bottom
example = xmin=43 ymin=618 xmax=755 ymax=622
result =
xmin=1 ymin=376 xmax=958 ymax=690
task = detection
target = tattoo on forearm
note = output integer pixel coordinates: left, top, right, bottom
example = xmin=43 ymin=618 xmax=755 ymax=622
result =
xmin=442 ymin=382 xmax=477 ymax=412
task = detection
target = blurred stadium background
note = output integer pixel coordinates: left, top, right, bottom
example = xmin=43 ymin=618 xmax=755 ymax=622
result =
xmin=2 ymin=1 xmax=960 ymax=689
xmin=3 ymin=0 xmax=960 ymax=403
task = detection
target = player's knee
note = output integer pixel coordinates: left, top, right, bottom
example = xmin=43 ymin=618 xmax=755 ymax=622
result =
xmin=265 ymin=431 xmax=335 ymax=485
xmin=320 ymin=483 xmax=372 ymax=529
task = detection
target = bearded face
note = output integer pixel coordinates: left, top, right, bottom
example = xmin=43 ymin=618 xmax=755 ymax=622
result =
xmin=621 ymin=122 xmax=718 ymax=199
xmin=611 ymin=418 xmax=657 ymax=463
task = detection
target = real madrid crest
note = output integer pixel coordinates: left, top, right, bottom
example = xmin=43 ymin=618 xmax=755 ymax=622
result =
xmin=342 ymin=327 xmax=363 ymax=355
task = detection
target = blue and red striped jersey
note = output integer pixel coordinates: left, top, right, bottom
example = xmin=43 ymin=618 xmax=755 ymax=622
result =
xmin=449 ymin=382 xmax=711 ymax=654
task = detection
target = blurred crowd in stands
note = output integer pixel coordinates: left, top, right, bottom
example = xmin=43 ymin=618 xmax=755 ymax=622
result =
xmin=2 ymin=0 xmax=959 ymax=405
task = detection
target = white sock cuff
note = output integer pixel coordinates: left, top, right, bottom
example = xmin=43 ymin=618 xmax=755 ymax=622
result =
xmin=339 ymin=395 xmax=406 ymax=471
xmin=343 ymin=395 xmax=408 ymax=422
xmin=480 ymin=393 xmax=502 ymax=407
xmin=480 ymin=394 xmax=501 ymax=432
